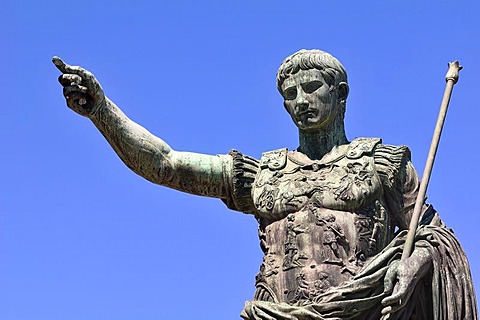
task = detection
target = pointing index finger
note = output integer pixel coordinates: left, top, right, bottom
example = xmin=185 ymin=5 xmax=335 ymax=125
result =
xmin=52 ymin=56 xmax=69 ymax=73
xmin=52 ymin=56 xmax=92 ymax=80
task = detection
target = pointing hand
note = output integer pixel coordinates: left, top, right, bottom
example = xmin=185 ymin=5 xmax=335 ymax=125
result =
xmin=53 ymin=56 xmax=105 ymax=117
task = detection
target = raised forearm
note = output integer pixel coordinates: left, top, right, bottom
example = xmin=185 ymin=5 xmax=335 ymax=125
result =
xmin=54 ymin=57 xmax=231 ymax=199
xmin=91 ymin=98 xmax=230 ymax=198
xmin=91 ymin=98 xmax=171 ymax=183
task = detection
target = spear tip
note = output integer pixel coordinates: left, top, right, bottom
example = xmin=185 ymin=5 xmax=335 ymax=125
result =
xmin=446 ymin=61 xmax=463 ymax=84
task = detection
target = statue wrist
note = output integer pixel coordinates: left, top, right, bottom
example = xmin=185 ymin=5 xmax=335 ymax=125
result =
xmin=89 ymin=96 xmax=108 ymax=119
xmin=409 ymin=247 xmax=433 ymax=277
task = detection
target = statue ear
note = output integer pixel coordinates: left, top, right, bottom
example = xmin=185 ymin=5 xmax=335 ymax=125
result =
xmin=337 ymin=82 xmax=349 ymax=101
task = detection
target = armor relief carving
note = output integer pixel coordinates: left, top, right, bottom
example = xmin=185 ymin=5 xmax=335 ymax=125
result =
xmin=252 ymin=140 xmax=392 ymax=304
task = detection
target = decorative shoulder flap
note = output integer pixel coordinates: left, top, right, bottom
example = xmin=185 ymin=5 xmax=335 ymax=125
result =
xmin=346 ymin=138 xmax=382 ymax=159
xmin=260 ymin=148 xmax=288 ymax=170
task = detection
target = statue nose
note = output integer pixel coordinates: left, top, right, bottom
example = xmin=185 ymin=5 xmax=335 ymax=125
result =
xmin=296 ymin=95 xmax=309 ymax=111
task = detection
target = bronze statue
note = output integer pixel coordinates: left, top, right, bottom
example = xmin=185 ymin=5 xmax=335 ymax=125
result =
xmin=53 ymin=49 xmax=477 ymax=319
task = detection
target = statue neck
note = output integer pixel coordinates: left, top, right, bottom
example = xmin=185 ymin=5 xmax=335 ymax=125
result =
xmin=297 ymin=119 xmax=348 ymax=160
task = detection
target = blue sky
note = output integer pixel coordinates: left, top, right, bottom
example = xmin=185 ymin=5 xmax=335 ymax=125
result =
xmin=1 ymin=1 xmax=480 ymax=319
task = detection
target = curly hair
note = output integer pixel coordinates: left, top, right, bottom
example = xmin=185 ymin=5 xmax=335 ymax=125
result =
xmin=276 ymin=49 xmax=347 ymax=93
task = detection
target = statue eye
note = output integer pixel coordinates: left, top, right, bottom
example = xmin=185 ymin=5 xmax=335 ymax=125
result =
xmin=283 ymin=88 xmax=297 ymax=100
xmin=303 ymin=81 xmax=322 ymax=94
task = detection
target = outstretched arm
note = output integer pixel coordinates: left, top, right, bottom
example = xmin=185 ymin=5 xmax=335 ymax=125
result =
xmin=53 ymin=57 xmax=231 ymax=199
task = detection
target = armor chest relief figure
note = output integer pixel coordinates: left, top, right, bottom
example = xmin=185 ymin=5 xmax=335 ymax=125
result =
xmin=252 ymin=138 xmax=393 ymax=304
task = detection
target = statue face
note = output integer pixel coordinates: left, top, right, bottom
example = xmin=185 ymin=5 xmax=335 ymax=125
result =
xmin=281 ymin=69 xmax=341 ymax=131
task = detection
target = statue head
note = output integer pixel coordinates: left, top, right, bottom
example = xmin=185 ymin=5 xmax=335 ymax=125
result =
xmin=276 ymin=49 xmax=347 ymax=92
xmin=276 ymin=49 xmax=349 ymax=131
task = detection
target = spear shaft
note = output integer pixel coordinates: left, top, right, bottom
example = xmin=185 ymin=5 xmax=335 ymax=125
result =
xmin=401 ymin=61 xmax=463 ymax=260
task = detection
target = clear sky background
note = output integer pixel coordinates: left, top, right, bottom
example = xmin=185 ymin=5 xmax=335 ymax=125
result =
xmin=1 ymin=1 xmax=480 ymax=319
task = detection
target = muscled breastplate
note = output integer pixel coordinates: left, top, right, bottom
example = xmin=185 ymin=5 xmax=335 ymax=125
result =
xmin=251 ymin=138 xmax=393 ymax=304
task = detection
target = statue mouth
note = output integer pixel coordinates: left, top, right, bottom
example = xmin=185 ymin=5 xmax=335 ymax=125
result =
xmin=298 ymin=110 xmax=317 ymax=118
xmin=297 ymin=110 xmax=317 ymax=122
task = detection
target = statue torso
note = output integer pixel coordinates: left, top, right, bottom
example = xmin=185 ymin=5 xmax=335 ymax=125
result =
xmin=251 ymin=138 xmax=394 ymax=304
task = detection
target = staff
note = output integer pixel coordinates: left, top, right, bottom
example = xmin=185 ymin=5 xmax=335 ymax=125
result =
xmin=401 ymin=61 xmax=463 ymax=260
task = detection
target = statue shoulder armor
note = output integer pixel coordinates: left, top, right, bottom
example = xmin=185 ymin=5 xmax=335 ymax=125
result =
xmin=345 ymin=138 xmax=412 ymax=188
xmin=260 ymin=148 xmax=288 ymax=170
xmin=373 ymin=142 xmax=412 ymax=188
xmin=222 ymin=149 xmax=260 ymax=214
xmin=346 ymin=137 xmax=382 ymax=159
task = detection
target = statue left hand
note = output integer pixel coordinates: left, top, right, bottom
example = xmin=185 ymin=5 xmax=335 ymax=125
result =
xmin=380 ymin=248 xmax=432 ymax=319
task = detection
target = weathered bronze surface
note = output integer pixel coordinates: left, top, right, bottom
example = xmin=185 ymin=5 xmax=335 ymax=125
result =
xmin=53 ymin=49 xmax=477 ymax=319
